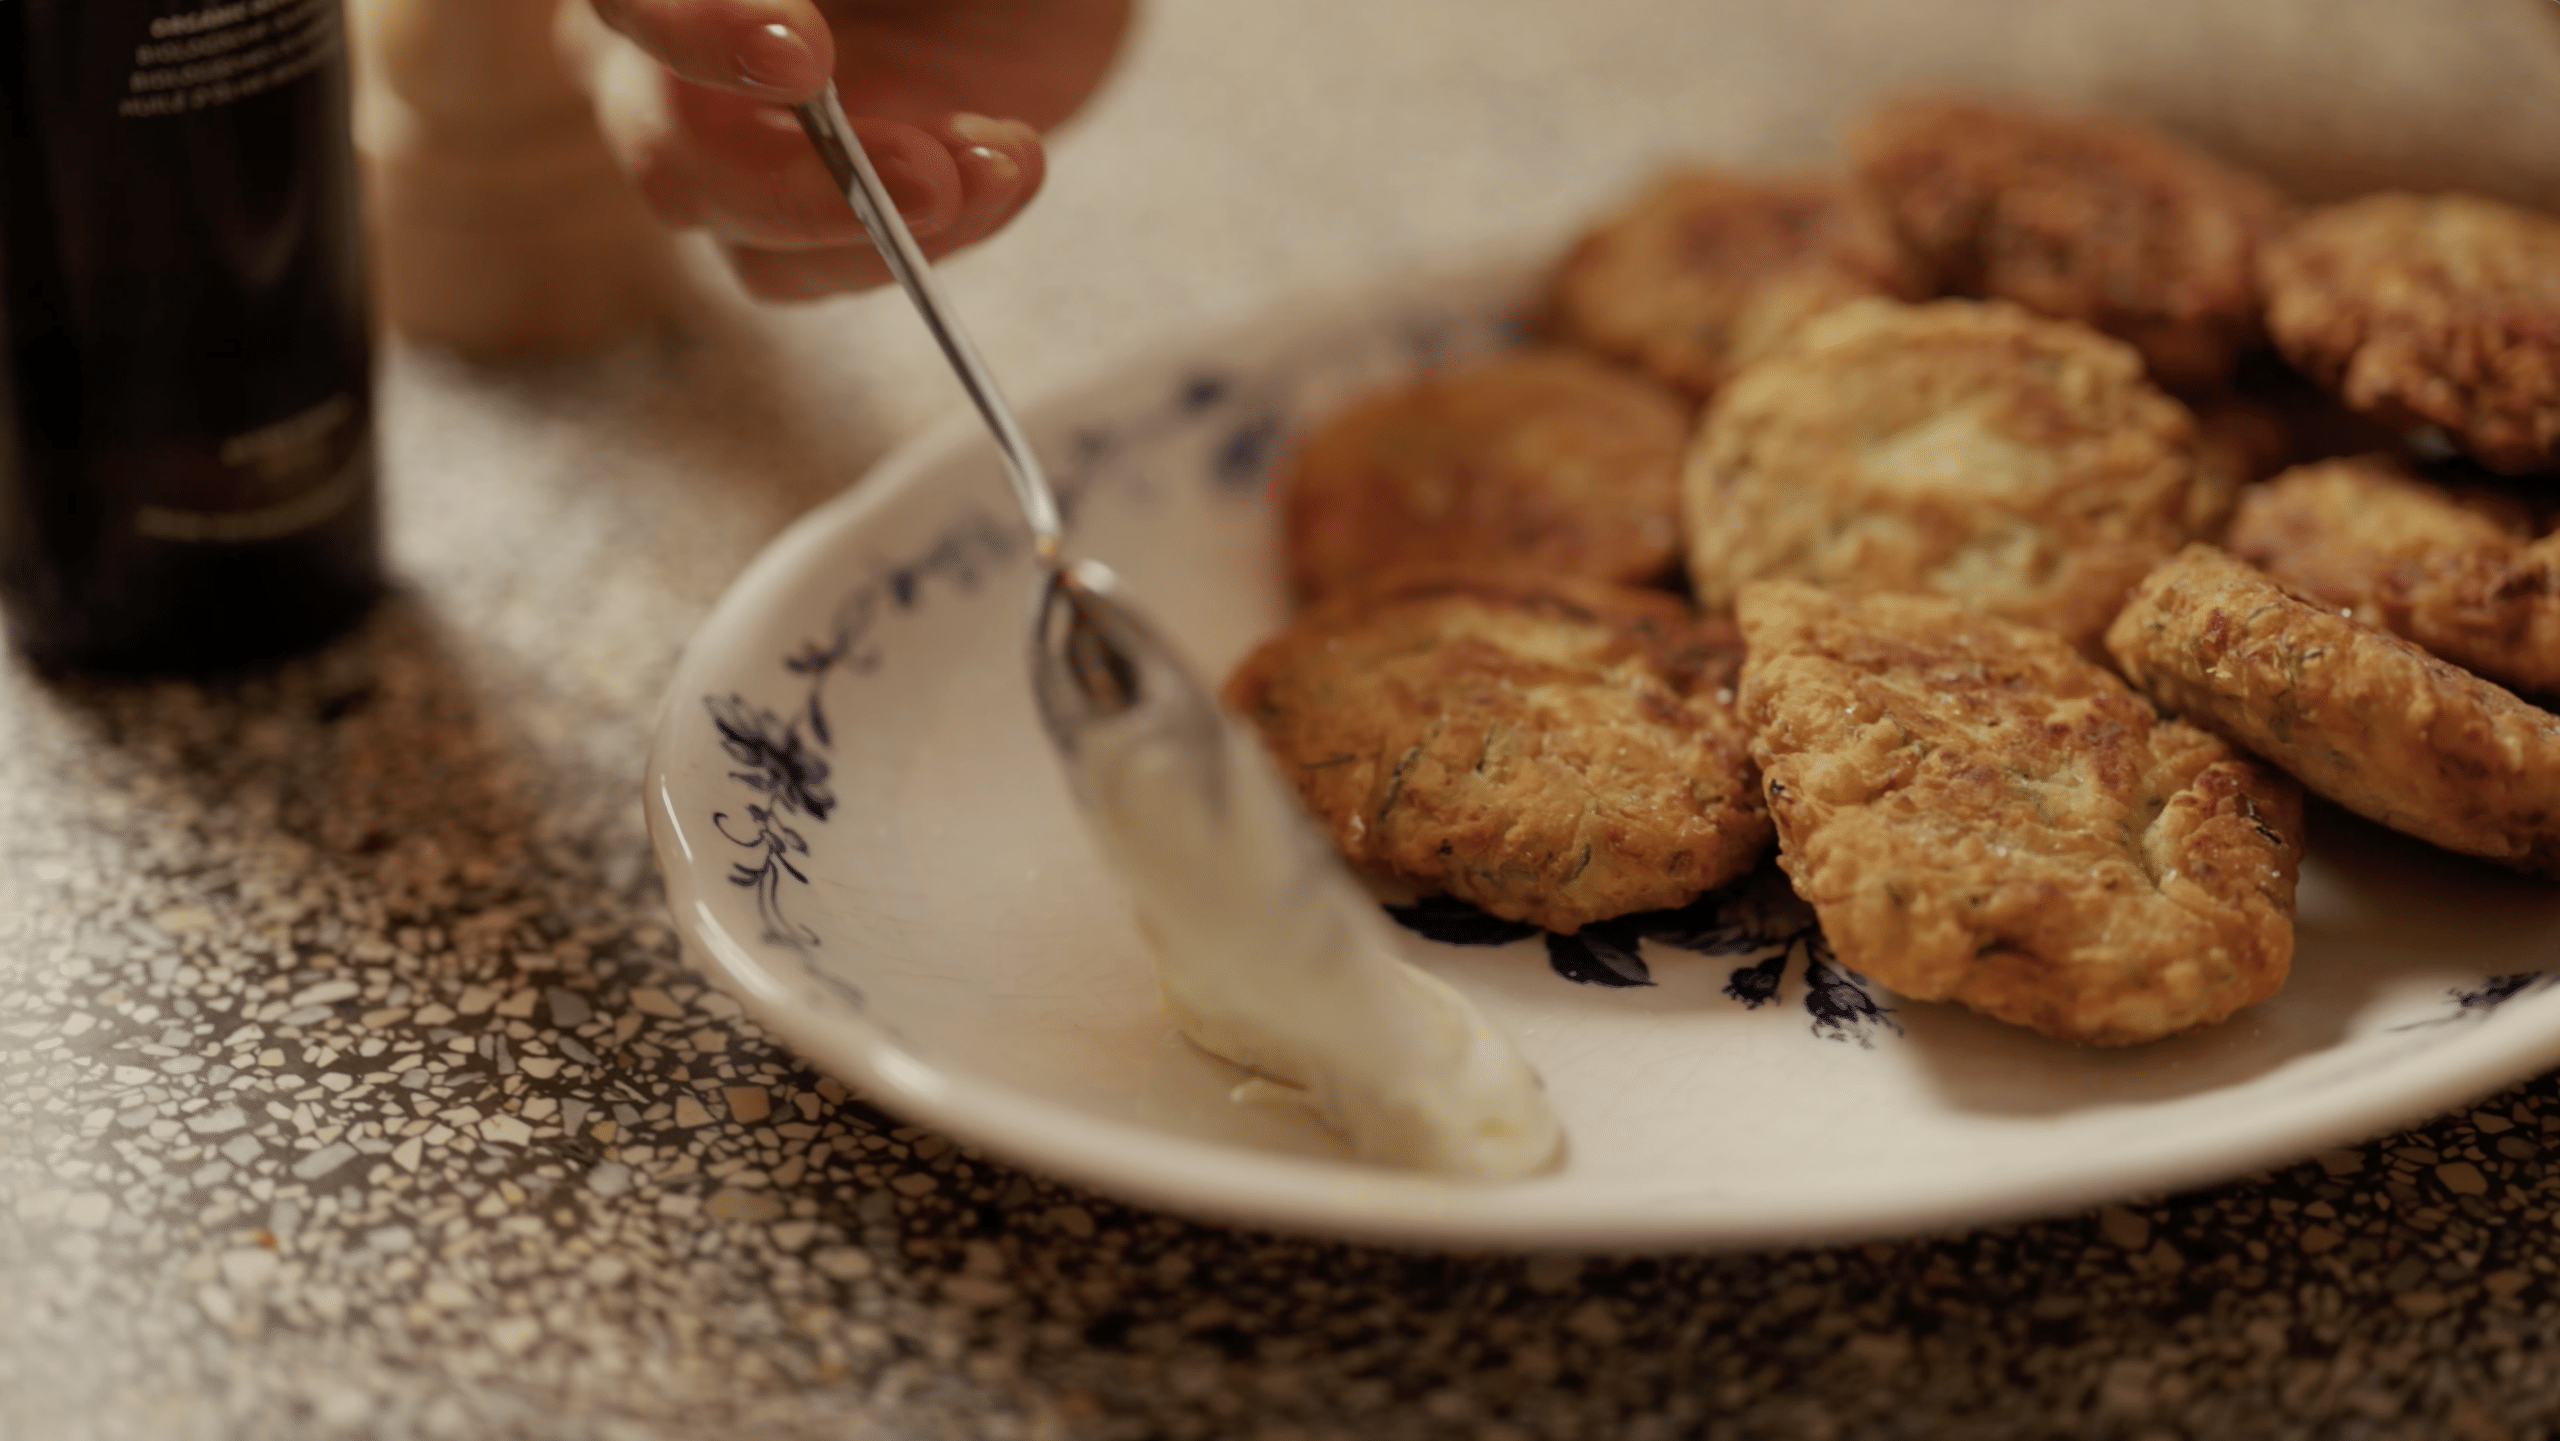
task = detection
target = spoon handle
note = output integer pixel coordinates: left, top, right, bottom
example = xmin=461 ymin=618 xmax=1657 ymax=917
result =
xmin=791 ymin=85 xmax=1065 ymax=559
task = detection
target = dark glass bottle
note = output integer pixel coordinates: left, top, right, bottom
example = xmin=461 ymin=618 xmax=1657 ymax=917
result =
xmin=0 ymin=0 xmax=380 ymax=672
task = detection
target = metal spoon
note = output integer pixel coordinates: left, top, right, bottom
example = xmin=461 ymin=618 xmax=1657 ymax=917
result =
xmin=787 ymin=86 xmax=1198 ymax=742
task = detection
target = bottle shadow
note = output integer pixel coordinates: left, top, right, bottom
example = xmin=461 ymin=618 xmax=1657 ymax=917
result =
xmin=15 ymin=590 xmax=589 ymax=956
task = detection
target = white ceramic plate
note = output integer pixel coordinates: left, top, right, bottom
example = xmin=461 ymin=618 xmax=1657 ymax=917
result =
xmin=645 ymin=261 xmax=2560 ymax=1250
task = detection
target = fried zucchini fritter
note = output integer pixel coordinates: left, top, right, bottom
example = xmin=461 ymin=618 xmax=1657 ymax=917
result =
xmin=1683 ymin=299 xmax=2199 ymax=655
xmin=1280 ymin=348 xmax=1691 ymax=606
xmin=1850 ymin=93 xmax=2290 ymax=391
xmin=1737 ymin=581 xmax=2302 ymax=1046
xmin=2106 ymin=544 xmax=2560 ymax=877
xmin=2226 ymin=455 xmax=2560 ymax=695
xmin=1223 ymin=571 xmax=1770 ymax=934
xmin=2259 ymin=192 xmax=2560 ymax=475
xmin=1540 ymin=169 xmax=1927 ymax=401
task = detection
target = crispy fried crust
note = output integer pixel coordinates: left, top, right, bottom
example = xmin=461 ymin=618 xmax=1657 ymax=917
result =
xmin=1279 ymin=348 xmax=1692 ymax=605
xmin=1223 ymin=570 xmax=1770 ymax=933
xmin=1850 ymin=94 xmax=2290 ymax=391
xmin=1736 ymin=581 xmax=2301 ymax=1045
xmin=1539 ymin=170 xmax=1928 ymax=400
xmin=2259 ymin=193 xmax=2560 ymax=474
xmin=1683 ymin=299 xmax=2199 ymax=654
xmin=2226 ymin=455 xmax=2560 ymax=694
xmin=2105 ymin=544 xmax=2560 ymax=875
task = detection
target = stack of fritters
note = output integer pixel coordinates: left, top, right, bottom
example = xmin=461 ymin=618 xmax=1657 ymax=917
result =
xmin=2090 ymin=183 xmax=2560 ymax=887
xmin=1224 ymin=89 xmax=2560 ymax=1047
xmin=2108 ymin=546 xmax=2560 ymax=877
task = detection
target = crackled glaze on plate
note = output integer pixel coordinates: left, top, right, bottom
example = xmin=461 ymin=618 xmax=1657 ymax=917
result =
xmin=645 ymin=260 xmax=2560 ymax=1250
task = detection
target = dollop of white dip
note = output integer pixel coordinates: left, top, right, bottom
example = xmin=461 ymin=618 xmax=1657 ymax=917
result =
xmin=1059 ymin=678 xmax=1564 ymax=1180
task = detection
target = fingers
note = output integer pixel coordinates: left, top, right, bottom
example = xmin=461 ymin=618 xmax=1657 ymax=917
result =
xmin=587 ymin=28 xmax=915 ymax=232
xmin=652 ymin=80 xmax=970 ymax=247
xmin=586 ymin=0 xmax=835 ymax=102
xmin=935 ymin=112 xmax=1050 ymax=249
xmin=568 ymin=1 xmax=1057 ymax=300
xmin=722 ymin=114 xmax=1048 ymax=301
xmin=583 ymin=24 xmax=1048 ymax=299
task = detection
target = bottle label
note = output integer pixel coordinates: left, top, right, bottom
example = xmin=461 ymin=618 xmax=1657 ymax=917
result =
xmin=131 ymin=390 xmax=367 ymax=543
xmin=115 ymin=0 xmax=343 ymax=118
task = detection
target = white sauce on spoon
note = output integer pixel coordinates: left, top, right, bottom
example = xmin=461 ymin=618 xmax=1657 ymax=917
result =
xmin=1060 ymin=683 xmax=1565 ymax=1180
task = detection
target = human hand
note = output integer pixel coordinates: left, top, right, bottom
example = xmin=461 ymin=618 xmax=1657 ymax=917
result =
xmin=567 ymin=0 xmax=1134 ymax=300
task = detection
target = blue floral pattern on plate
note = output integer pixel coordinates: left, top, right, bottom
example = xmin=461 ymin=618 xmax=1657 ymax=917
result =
xmin=1385 ymin=872 xmax=1900 ymax=1047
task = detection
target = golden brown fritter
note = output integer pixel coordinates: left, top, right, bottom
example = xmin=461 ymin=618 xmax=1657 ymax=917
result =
xmin=1279 ymin=348 xmax=1692 ymax=606
xmin=1540 ymin=169 xmax=1928 ymax=400
xmin=2259 ymin=192 xmax=2560 ymax=474
xmin=1683 ymin=298 xmax=2200 ymax=655
xmin=2227 ymin=455 xmax=2560 ymax=694
xmin=1223 ymin=570 xmax=1770 ymax=934
xmin=1850 ymin=93 xmax=2290 ymax=391
xmin=2105 ymin=544 xmax=2560 ymax=876
xmin=1736 ymin=581 xmax=2302 ymax=1046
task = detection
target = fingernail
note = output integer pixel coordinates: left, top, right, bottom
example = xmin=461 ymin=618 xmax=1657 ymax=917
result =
xmin=736 ymin=22 xmax=821 ymax=98
xmin=960 ymin=145 xmax=1020 ymax=184
xmin=950 ymin=112 xmax=1036 ymax=149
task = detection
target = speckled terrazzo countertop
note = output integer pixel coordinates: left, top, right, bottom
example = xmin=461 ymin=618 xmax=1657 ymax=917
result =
xmin=11 ymin=3 xmax=2560 ymax=1438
